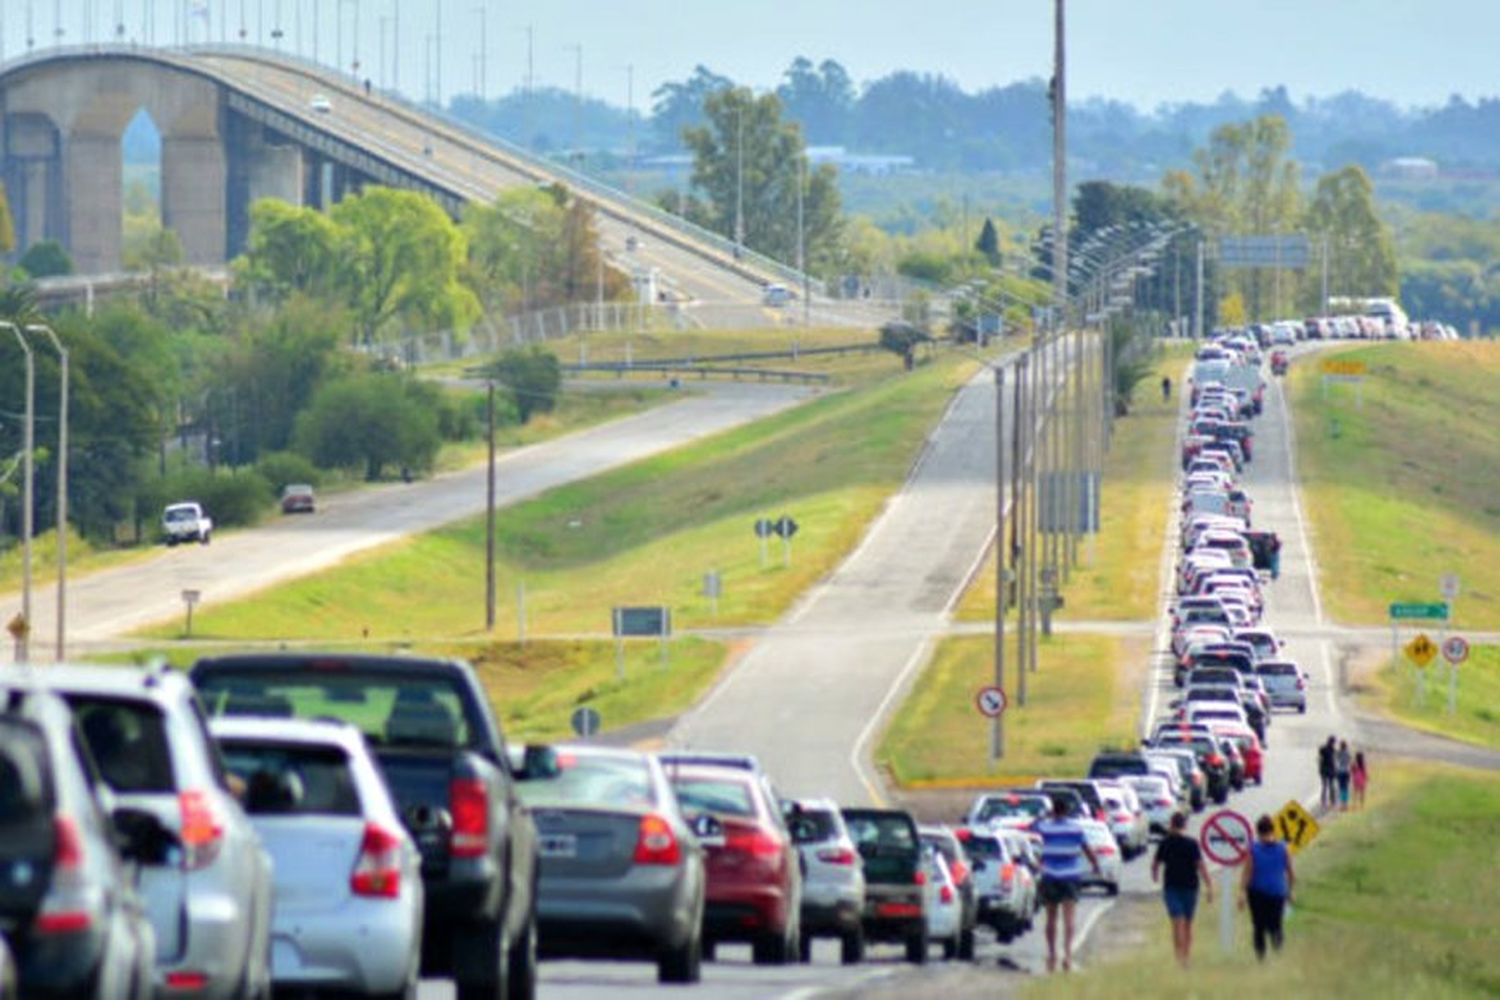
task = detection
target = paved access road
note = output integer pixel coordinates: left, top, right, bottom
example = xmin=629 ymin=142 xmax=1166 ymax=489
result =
xmin=4 ymin=383 xmax=809 ymax=661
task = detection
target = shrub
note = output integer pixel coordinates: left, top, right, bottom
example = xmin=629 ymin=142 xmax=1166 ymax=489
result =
xmin=255 ymin=451 xmax=321 ymax=493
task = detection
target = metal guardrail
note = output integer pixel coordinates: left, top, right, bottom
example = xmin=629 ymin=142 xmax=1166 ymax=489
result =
xmin=558 ymin=362 xmax=830 ymax=385
xmin=575 ymin=342 xmax=881 ymax=367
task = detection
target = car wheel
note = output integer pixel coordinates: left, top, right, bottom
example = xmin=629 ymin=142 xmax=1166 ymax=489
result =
xmin=453 ymin=916 xmax=508 ymax=1000
xmin=941 ymin=936 xmax=958 ymax=961
xmin=840 ymin=928 xmax=865 ymax=965
xmin=166 ymin=538 xmax=178 ymax=547
xmin=505 ymin=906 xmax=538 ymax=1000
xmin=658 ymin=933 xmax=702 ymax=984
xmin=752 ymin=928 xmax=790 ymax=966
xmin=201 ymin=531 xmax=211 ymax=545
xmin=904 ymin=926 xmax=928 ymax=965
xmin=957 ymin=926 xmax=976 ymax=961
xmin=1107 ymin=882 xmax=1120 ymax=897
xmin=1299 ymin=704 xmax=1307 ymax=715
xmin=798 ymin=932 xmax=813 ymax=964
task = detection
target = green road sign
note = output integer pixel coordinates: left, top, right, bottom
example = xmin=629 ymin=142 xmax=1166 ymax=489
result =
xmin=1388 ymin=602 xmax=1448 ymax=621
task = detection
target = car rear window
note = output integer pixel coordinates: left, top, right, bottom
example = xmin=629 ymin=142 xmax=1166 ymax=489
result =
xmin=976 ymin=794 xmax=1049 ymax=823
xmin=0 ymin=721 xmax=52 ymax=823
xmin=195 ymin=671 xmax=475 ymax=750
xmin=669 ymin=775 xmax=756 ymax=818
xmin=1258 ymin=662 xmax=1298 ymax=676
xmin=219 ymin=740 xmax=361 ymax=816
xmin=842 ymin=811 xmax=919 ymax=856
xmin=1089 ymin=757 xmax=1148 ymax=778
xmin=67 ymin=696 xmax=176 ymax=793
xmin=518 ymin=753 xmax=654 ymax=810
xmin=789 ymin=810 xmax=840 ymax=844
xmin=959 ymin=833 xmax=1005 ymax=860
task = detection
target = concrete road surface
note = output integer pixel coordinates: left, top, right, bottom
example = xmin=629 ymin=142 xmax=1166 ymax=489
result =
xmin=5 ymin=383 xmax=809 ymax=661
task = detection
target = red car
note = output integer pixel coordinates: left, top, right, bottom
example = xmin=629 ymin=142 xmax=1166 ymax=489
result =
xmin=1270 ymin=351 xmax=1289 ymax=376
xmin=280 ymin=483 xmax=316 ymax=514
xmin=666 ymin=765 xmax=801 ymax=964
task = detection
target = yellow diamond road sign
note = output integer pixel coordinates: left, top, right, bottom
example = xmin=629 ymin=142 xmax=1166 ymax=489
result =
xmin=1405 ymin=633 xmax=1438 ymax=667
xmin=1274 ymin=800 xmax=1321 ymax=854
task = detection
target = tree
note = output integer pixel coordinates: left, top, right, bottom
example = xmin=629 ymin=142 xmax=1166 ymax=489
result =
xmin=776 ymin=57 xmax=856 ymax=143
xmin=293 ymin=373 xmax=441 ymax=480
xmin=17 ymin=240 xmax=73 ymax=278
xmin=329 ymin=187 xmax=480 ymax=343
xmin=484 ymin=347 xmax=561 ymax=423
xmin=0 ymin=181 xmax=15 ymax=255
xmin=974 ymin=218 xmax=1001 ymax=265
xmin=1302 ymin=165 xmax=1398 ymax=305
xmin=239 ymin=199 xmax=341 ymax=301
xmin=651 ymin=65 xmax=734 ymax=150
xmin=681 ymin=87 xmax=843 ymax=272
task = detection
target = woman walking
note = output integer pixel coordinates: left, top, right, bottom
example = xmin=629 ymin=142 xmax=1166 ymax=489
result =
xmin=1240 ymin=815 xmax=1295 ymax=959
xmin=1352 ymin=752 xmax=1369 ymax=810
xmin=1151 ymin=812 xmax=1213 ymax=967
xmin=1336 ymin=740 xmax=1353 ymax=811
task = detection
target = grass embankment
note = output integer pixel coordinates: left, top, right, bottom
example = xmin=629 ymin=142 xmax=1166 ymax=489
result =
xmin=1360 ymin=645 xmax=1500 ymax=750
xmin=877 ymin=635 xmax=1147 ymax=785
xmin=99 ymin=638 xmax=727 ymax=743
xmin=140 ymin=354 xmax=978 ymax=644
xmin=1289 ymin=341 xmax=1500 ymax=629
xmin=1028 ymin=763 xmax=1500 ymax=999
xmin=0 ymin=386 xmax=671 ymax=596
xmin=956 ymin=344 xmax=1192 ymax=623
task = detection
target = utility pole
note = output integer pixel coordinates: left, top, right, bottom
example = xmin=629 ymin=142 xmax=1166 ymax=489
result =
xmin=434 ymin=0 xmax=442 ymax=105
xmin=485 ymin=381 xmax=496 ymax=630
xmin=796 ymin=154 xmax=807 ymax=325
xmin=5 ymin=323 xmax=33 ymax=663
xmin=1050 ymin=0 xmax=1068 ymax=331
xmin=564 ymin=42 xmax=582 ymax=165
xmin=1012 ymin=352 xmax=1029 ymax=704
xmin=734 ymin=103 xmax=745 ymax=254
xmin=1321 ymin=235 xmax=1330 ymax=314
xmin=30 ymin=326 xmax=67 ymax=661
xmin=990 ymin=363 xmax=1007 ymax=762
xmin=474 ymin=4 xmax=487 ymax=98
xmin=1194 ymin=238 xmax=1205 ymax=340
xmin=1026 ymin=336 xmax=1041 ymax=675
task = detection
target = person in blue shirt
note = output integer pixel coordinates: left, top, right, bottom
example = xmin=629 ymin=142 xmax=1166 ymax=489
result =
xmin=1034 ymin=795 xmax=1101 ymax=972
xmin=1239 ymin=814 xmax=1296 ymax=958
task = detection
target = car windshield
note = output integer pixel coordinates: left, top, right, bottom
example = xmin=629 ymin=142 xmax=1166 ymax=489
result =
xmin=977 ymin=795 xmax=1048 ymax=822
xmin=1089 ymin=758 xmax=1147 ymax=778
xmin=843 ymin=812 xmax=918 ymax=857
xmin=958 ymin=833 xmax=1005 ymax=859
xmin=669 ymin=775 xmax=755 ymax=818
xmin=518 ymin=753 xmax=655 ymax=810
xmin=219 ymin=740 xmax=361 ymax=816
xmin=195 ymin=671 xmax=476 ymax=750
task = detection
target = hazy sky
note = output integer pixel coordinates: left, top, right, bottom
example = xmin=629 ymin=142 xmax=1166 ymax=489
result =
xmin=34 ymin=1 xmax=1500 ymax=111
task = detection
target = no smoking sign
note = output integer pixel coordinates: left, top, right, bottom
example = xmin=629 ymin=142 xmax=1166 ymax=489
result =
xmin=1200 ymin=808 xmax=1254 ymax=866
xmin=975 ymin=685 xmax=1008 ymax=719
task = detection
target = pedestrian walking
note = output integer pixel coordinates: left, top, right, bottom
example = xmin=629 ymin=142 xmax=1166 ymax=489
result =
xmin=1317 ymin=737 xmax=1337 ymax=809
xmin=1352 ymin=752 xmax=1369 ymax=810
xmin=1151 ymin=812 xmax=1213 ymax=968
xmin=1240 ymin=814 xmax=1295 ymax=959
xmin=1268 ymin=533 xmax=1283 ymax=580
xmin=1162 ymin=375 xmax=1172 ymax=402
xmin=1035 ymin=794 xmax=1102 ymax=973
xmin=1336 ymin=740 xmax=1353 ymax=811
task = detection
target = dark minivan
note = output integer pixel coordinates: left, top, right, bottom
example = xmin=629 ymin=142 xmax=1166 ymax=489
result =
xmin=840 ymin=808 xmax=928 ymax=964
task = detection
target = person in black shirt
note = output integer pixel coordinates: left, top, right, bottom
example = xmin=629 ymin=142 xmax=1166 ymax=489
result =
xmin=1152 ymin=812 xmax=1213 ymax=967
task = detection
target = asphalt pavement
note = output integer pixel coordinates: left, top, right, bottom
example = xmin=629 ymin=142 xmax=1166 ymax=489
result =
xmin=3 ymin=383 xmax=810 ymax=661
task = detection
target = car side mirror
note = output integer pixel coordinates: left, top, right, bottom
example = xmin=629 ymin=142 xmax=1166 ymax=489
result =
xmin=112 ymin=807 xmax=180 ymax=866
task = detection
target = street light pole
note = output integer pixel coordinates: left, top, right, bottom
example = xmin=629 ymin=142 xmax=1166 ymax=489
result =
xmin=474 ymin=4 xmax=486 ymax=98
xmin=4 ymin=322 xmax=33 ymax=663
xmin=1012 ymin=352 xmax=1029 ymax=704
xmin=29 ymin=325 xmax=66 ymax=661
xmin=990 ymin=362 xmax=1006 ymax=762
xmin=485 ymin=381 xmax=496 ymax=630
xmin=734 ymin=103 xmax=745 ymax=255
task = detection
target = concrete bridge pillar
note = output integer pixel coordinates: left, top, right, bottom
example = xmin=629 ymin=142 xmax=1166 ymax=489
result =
xmin=3 ymin=112 xmax=62 ymax=251
xmin=162 ymin=134 xmax=227 ymax=266
xmin=64 ymin=130 xmax=123 ymax=273
xmin=226 ymin=115 xmax=304 ymax=256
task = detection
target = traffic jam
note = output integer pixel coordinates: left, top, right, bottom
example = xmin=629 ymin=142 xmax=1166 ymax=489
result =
xmin=0 ymin=334 xmax=1310 ymax=998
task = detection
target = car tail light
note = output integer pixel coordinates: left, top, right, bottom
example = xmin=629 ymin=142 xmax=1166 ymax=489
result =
xmin=1157 ymin=797 xmax=1175 ymax=808
xmin=1296 ymin=676 xmax=1306 ymax=690
xmin=449 ymin=778 xmax=489 ymax=858
xmin=1094 ymin=808 xmax=1106 ymax=822
xmin=940 ymin=884 xmax=954 ymax=904
xmin=179 ymin=790 xmax=224 ymax=870
xmin=351 ymin=823 xmax=403 ymax=898
xmin=164 ymin=971 xmax=210 ymax=991
xmin=725 ymin=826 xmax=783 ymax=860
xmin=948 ymin=859 xmax=970 ymax=884
xmin=816 ymin=846 xmax=857 ymax=866
xmin=914 ymin=869 xmax=927 ymax=886
xmin=34 ymin=816 xmax=91 ymax=935
xmin=1096 ymin=843 xmax=1117 ymax=856
xmin=633 ymin=814 xmax=682 ymax=866
xmin=1206 ymin=754 xmax=1224 ymax=768
xmin=1000 ymin=861 xmax=1015 ymax=891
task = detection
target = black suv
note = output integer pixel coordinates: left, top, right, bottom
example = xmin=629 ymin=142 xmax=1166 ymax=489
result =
xmin=841 ymin=808 xmax=928 ymax=964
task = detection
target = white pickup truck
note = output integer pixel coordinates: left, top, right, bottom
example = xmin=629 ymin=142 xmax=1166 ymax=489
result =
xmin=162 ymin=501 xmax=213 ymax=546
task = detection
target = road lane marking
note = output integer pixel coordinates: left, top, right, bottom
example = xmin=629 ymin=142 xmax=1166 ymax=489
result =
xmin=849 ymin=637 xmax=934 ymax=808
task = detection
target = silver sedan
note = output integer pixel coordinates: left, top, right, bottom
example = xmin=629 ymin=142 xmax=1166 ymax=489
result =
xmin=211 ymin=717 xmax=424 ymax=997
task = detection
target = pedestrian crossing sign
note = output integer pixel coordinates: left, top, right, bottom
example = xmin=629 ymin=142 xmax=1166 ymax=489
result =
xmin=1404 ymin=633 xmax=1438 ymax=668
xmin=1274 ymin=800 xmax=1320 ymax=854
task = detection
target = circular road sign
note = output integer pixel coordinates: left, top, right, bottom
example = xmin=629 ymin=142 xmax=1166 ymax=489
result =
xmin=1442 ymin=636 xmax=1470 ymax=665
xmin=570 ymin=706 xmax=602 ymax=738
xmin=1200 ymin=808 xmax=1254 ymax=866
xmin=975 ymin=686 xmax=1008 ymax=719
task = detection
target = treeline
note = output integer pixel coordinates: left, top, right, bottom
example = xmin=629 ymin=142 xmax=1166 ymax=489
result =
xmin=0 ymin=182 xmax=617 ymax=549
xmin=447 ymin=60 xmax=1500 ymax=176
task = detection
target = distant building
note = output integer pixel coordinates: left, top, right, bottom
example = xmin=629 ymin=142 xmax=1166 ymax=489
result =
xmin=1381 ymin=156 xmax=1439 ymax=180
xmin=806 ymin=146 xmax=916 ymax=176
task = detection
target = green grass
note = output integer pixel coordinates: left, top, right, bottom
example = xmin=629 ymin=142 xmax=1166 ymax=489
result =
xmin=1289 ymin=341 xmax=1500 ymax=629
xmin=876 ymin=633 xmax=1146 ymax=785
xmin=1361 ymin=645 xmax=1500 ymax=750
xmin=91 ymin=638 xmax=726 ymax=743
xmin=956 ymin=344 xmax=1192 ymax=623
xmin=140 ymin=355 xmax=979 ymax=643
xmin=1027 ymin=763 xmax=1500 ymax=999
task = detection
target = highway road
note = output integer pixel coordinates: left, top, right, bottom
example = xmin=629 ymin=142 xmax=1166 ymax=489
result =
xmin=4 ymin=383 xmax=809 ymax=661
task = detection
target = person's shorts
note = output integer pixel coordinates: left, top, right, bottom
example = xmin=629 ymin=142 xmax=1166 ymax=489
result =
xmin=1163 ymin=885 xmax=1199 ymax=920
xmin=1039 ymin=877 xmax=1080 ymax=905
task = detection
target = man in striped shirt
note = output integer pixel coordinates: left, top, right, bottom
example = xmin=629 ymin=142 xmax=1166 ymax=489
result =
xmin=1035 ymin=794 xmax=1101 ymax=972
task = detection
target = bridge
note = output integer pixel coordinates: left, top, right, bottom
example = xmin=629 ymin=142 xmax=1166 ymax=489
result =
xmin=0 ymin=44 xmax=818 ymax=309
